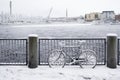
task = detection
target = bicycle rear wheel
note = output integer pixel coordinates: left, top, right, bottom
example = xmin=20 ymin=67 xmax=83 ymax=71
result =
xmin=48 ymin=49 xmax=65 ymax=68
xmin=79 ymin=49 xmax=97 ymax=68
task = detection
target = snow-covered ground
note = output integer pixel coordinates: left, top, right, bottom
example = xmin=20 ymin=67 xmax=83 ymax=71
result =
xmin=0 ymin=66 xmax=120 ymax=80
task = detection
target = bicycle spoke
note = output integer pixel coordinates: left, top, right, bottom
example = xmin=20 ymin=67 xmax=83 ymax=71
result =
xmin=79 ymin=50 xmax=97 ymax=68
xmin=48 ymin=49 xmax=65 ymax=68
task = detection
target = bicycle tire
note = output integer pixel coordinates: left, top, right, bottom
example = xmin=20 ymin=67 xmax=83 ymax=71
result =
xmin=48 ymin=49 xmax=66 ymax=68
xmin=79 ymin=49 xmax=97 ymax=68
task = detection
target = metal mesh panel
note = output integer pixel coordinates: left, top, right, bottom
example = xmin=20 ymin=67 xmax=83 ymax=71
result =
xmin=0 ymin=39 xmax=27 ymax=65
xmin=39 ymin=38 xmax=106 ymax=65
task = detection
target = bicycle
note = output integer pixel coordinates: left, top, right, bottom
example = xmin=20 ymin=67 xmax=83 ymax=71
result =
xmin=48 ymin=40 xmax=97 ymax=68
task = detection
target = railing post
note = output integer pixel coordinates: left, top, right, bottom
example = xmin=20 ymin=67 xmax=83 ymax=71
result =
xmin=107 ymin=33 xmax=117 ymax=68
xmin=28 ymin=34 xmax=38 ymax=68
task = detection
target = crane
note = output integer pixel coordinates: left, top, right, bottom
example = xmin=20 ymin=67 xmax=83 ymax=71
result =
xmin=46 ymin=7 xmax=53 ymax=23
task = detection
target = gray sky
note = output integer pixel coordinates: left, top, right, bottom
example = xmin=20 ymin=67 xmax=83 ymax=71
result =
xmin=0 ymin=0 xmax=120 ymax=17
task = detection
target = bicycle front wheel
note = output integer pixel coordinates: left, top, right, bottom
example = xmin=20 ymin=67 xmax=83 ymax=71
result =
xmin=79 ymin=49 xmax=97 ymax=68
xmin=48 ymin=49 xmax=65 ymax=68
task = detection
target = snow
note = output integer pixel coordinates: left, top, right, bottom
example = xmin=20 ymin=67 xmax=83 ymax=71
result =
xmin=28 ymin=34 xmax=38 ymax=37
xmin=0 ymin=66 xmax=120 ymax=80
xmin=107 ymin=33 xmax=118 ymax=37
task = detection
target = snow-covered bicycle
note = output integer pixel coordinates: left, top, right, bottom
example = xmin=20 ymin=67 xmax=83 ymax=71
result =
xmin=48 ymin=40 xmax=97 ymax=68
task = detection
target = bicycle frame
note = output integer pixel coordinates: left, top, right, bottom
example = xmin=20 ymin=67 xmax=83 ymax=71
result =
xmin=60 ymin=46 xmax=86 ymax=65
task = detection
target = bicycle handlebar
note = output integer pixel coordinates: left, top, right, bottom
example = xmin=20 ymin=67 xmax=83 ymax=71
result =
xmin=59 ymin=40 xmax=86 ymax=47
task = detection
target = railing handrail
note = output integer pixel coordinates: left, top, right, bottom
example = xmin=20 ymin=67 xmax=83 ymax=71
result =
xmin=0 ymin=39 xmax=27 ymax=40
xmin=39 ymin=37 xmax=106 ymax=40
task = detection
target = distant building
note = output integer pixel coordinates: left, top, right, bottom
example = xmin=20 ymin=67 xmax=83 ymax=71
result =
xmin=0 ymin=12 xmax=10 ymax=24
xmin=85 ymin=12 xmax=101 ymax=21
xmin=101 ymin=11 xmax=115 ymax=22
xmin=115 ymin=14 xmax=120 ymax=22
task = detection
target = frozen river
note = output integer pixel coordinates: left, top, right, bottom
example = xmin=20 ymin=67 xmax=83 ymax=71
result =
xmin=0 ymin=23 xmax=120 ymax=39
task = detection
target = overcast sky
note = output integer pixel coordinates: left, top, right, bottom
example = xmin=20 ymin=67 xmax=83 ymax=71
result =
xmin=0 ymin=0 xmax=120 ymax=17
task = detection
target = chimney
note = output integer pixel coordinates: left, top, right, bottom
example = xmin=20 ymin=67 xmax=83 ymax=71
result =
xmin=10 ymin=0 xmax=12 ymax=16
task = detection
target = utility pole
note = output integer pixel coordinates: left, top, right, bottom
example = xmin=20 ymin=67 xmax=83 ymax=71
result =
xmin=0 ymin=12 xmax=4 ymax=24
xmin=66 ymin=8 xmax=68 ymax=18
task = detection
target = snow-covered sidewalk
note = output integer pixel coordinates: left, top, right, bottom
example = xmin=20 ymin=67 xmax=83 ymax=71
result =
xmin=0 ymin=66 xmax=120 ymax=80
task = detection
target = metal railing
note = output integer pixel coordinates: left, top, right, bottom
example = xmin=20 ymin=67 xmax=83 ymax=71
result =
xmin=0 ymin=39 xmax=27 ymax=65
xmin=39 ymin=38 xmax=106 ymax=65
xmin=1 ymin=38 xmax=120 ymax=66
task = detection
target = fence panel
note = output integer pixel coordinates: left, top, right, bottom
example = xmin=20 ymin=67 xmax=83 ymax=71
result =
xmin=0 ymin=39 xmax=27 ymax=65
xmin=39 ymin=38 xmax=106 ymax=65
